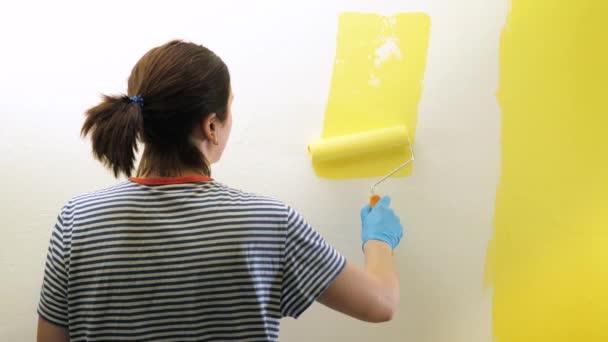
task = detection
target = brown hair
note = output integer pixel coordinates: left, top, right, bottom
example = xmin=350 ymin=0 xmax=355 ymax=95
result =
xmin=81 ymin=40 xmax=231 ymax=178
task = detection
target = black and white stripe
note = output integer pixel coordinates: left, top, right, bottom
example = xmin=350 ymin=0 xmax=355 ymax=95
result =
xmin=39 ymin=181 xmax=345 ymax=341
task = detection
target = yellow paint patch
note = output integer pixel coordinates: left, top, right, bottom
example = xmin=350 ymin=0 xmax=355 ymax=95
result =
xmin=486 ymin=1 xmax=608 ymax=341
xmin=313 ymin=12 xmax=430 ymax=179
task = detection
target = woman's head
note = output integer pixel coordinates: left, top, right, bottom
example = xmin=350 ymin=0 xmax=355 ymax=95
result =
xmin=82 ymin=39 xmax=232 ymax=177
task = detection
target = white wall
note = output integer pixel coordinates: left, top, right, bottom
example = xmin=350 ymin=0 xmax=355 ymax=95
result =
xmin=0 ymin=1 xmax=507 ymax=341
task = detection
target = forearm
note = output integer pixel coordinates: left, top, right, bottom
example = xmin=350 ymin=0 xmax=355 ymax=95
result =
xmin=364 ymin=240 xmax=400 ymax=309
xmin=316 ymin=195 xmax=403 ymax=322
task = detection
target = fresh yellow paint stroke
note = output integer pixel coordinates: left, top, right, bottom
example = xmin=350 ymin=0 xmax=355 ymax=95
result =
xmin=313 ymin=12 xmax=430 ymax=179
xmin=486 ymin=1 xmax=608 ymax=341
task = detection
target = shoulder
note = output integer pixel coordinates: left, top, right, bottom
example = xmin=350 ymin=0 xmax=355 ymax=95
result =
xmin=60 ymin=181 xmax=136 ymax=216
xmin=211 ymin=182 xmax=288 ymax=208
xmin=209 ymin=182 xmax=310 ymax=227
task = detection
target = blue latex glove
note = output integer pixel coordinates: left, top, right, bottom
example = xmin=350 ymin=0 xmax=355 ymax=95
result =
xmin=360 ymin=196 xmax=404 ymax=250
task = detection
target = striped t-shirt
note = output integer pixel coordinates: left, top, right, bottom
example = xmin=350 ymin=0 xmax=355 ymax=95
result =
xmin=38 ymin=176 xmax=346 ymax=341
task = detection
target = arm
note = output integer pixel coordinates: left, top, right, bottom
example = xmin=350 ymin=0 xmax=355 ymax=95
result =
xmin=317 ymin=242 xmax=399 ymax=322
xmin=38 ymin=210 xmax=71 ymax=341
xmin=38 ymin=316 xmax=69 ymax=342
xmin=318 ymin=196 xmax=403 ymax=322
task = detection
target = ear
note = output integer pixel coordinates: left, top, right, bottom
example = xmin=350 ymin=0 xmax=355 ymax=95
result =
xmin=201 ymin=113 xmax=219 ymax=145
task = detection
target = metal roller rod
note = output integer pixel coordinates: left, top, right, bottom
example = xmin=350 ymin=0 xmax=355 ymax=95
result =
xmin=370 ymin=140 xmax=415 ymax=195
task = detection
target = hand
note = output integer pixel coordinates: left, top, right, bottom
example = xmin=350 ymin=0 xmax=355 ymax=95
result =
xmin=360 ymin=196 xmax=404 ymax=250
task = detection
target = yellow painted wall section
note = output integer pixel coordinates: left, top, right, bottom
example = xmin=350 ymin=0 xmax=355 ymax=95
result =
xmin=486 ymin=1 xmax=608 ymax=341
xmin=313 ymin=12 xmax=430 ymax=179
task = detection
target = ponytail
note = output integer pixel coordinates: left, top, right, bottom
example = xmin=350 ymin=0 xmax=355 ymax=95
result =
xmin=81 ymin=94 xmax=143 ymax=177
xmin=82 ymin=40 xmax=230 ymax=178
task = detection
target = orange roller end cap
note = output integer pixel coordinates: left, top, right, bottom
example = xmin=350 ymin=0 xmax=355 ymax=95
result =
xmin=370 ymin=194 xmax=381 ymax=208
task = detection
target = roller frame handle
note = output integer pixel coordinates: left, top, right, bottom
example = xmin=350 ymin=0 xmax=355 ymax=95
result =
xmin=370 ymin=194 xmax=381 ymax=208
xmin=367 ymin=193 xmax=395 ymax=255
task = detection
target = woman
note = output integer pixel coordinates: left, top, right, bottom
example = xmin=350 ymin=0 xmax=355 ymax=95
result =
xmin=38 ymin=40 xmax=403 ymax=342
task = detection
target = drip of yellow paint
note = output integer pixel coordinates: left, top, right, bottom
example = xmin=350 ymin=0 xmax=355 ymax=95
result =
xmin=313 ymin=12 xmax=430 ymax=179
xmin=486 ymin=1 xmax=608 ymax=341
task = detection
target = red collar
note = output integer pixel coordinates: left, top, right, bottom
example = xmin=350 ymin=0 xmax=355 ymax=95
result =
xmin=129 ymin=175 xmax=213 ymax=185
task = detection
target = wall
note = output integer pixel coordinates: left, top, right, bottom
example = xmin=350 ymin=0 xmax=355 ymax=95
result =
xmin=0 ymin=1 xmax=507 ymax=341
xmin=486 ymin=1 xmax=608 ymax=341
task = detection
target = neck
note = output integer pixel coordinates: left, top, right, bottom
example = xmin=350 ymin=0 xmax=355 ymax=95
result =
xmin=137 ymin=168 xmax=209 ymax=179
xmin=136 ymin=146 xmax=211 ymax=178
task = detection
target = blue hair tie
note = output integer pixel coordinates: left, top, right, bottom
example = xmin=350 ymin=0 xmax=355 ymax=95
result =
xmin=129 ymin=95 xmax=144 ymax=108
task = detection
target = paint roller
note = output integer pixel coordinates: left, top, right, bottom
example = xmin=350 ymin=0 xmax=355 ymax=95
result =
xmin=308 ymin=125 xmax=415 ymax=207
